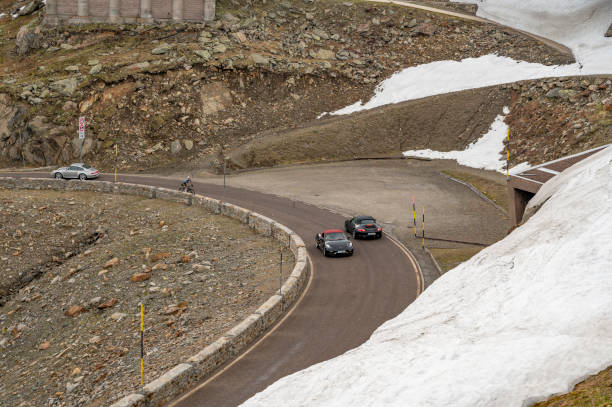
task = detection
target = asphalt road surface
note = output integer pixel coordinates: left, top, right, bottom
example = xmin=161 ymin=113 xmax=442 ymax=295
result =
xmin=2 ymin=172 xmax=422 ymax=407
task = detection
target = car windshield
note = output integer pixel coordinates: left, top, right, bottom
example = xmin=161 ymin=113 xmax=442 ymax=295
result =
xmin=325 ymin=232 xmax=346 ymax=241
xmin=357 ymin=219 xmax=376 ymax=225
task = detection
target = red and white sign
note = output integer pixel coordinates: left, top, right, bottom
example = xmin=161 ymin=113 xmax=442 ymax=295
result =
xmin=78 ymin=116 xmax=86 ymax=139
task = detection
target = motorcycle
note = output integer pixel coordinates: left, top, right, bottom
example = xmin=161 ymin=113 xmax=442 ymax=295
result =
xmin=178 ymin=183 xmax=195 ymax=194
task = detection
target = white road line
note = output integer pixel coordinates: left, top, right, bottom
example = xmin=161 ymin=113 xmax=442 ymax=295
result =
xmin=166 ymin=255 xmax=315 ymax=407
xmin=537 ymin=167 xmax=560 ymax=175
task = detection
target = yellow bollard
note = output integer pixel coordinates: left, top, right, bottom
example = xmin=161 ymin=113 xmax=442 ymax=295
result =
xmin=506 ymin=129 xmax=510 ymax=180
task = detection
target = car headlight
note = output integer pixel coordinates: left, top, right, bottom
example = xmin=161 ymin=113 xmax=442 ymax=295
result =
xmin=348 ymin=242 xmax=353 ymax=248
xmin=325 ymin=243 xmax=331 ymax=249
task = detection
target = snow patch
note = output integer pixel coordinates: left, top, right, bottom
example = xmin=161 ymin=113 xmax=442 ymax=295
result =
xmin=328 ymin=55 xmax=587 ymax=116
xmin=243 ymin=145 xmax=612 ymax=407
xmin=323 ymin=0 xmax=611 ymax=117
xmin=402 ymin=106 xmax=528 ymax=173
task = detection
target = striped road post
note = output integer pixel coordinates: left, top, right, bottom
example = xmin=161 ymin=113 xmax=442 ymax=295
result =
xmin=506 ymin=129 xmax=510 ymax=180
xmin=422 ymin=206 xmax=425 ymax=249
xmin=413 ymin=195 xmax=416 ymax=238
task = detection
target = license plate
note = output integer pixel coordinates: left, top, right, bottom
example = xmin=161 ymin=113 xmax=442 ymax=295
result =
xmin=337 ymin=251 xmax=346 ymax=253
xmin=368 ymin=233 xmax=376 ymax=236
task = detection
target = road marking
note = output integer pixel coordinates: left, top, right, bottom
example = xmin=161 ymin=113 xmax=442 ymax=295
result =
xmin=166 ymin=255 xmax=315 ymax=407
xmin=537 ymin=167 xmax=560 ymax=175
xmin=383 ymin=233 xmax=423 ymax=296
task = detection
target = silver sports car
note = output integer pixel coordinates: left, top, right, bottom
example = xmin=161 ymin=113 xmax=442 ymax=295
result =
xmin=51 ymin=163 xmax=100 ymax=180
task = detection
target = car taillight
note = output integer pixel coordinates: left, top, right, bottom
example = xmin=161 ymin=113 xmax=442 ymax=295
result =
xmin=357 ymin=228 xmax=365 ymax=232
xmin=377 ymin=227 xmax=382 ymax=232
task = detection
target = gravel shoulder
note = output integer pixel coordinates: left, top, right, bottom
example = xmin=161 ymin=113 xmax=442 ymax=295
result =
xmin=0 ymin=189 xmax=293 ymax=407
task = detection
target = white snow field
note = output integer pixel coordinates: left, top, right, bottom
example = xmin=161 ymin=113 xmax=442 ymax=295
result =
xmin=402 ymin=106 xmax=529 ymax=173
xmin=453 ymin=0 xmax=612 ymax=73
xmin=243 ymin=146 xmax=612 ymax=407
xmin=327 ymin=0 xmax=612 ymax=116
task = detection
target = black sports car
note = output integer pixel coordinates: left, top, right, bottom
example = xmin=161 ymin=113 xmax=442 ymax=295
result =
xmin=344 ymin=215 xmax=383 ymax=239
xmin=315 ymin=229 xmax=354 ymax=257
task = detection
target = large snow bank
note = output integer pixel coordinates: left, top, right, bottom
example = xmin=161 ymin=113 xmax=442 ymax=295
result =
xmin=453 ymin=0 xmax=612 ymax=73
xmin=243 ymin=146 xmax=612 ymax=406
xmin=326 ymin=0 xmax=611 ymax=116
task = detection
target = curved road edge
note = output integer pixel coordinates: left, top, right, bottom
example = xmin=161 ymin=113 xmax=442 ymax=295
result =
xmin=1 ymin=172 xmax=424 ymax=407
xmin=0 ymin=176 xmax=311 ymax=407
xmin=370 ymin=0 xmax=573 ymax=57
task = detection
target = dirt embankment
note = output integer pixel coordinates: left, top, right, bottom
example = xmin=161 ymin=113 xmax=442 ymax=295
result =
xmin=0 ymin=0 xmax=572 ymax=172
xmin=0 ymin=189 xmax=292 ymax=407
xmin=230 ymin=86 xmax=511 ymax=167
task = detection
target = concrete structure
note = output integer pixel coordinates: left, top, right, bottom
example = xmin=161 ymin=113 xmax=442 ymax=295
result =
xmin=507 ymin=143 xmax=611 ymax=227
xmin=44 ymin=0 xmax=215 ymax=25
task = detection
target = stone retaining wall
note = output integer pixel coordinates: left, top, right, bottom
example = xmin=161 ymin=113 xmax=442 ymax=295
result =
xmin=0 ymin=177 xmax=309 ymax=407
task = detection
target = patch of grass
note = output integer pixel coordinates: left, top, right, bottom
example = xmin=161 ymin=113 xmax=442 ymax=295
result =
xmin=442 ymin=170 xmax=509 ymax=212
xmin=429 ymin=246 xmax=483 ymax=273
xmin=532 ymin=366 xmax=612 ymax=407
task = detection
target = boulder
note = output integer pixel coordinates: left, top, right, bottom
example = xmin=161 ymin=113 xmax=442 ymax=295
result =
xmin=19 ymin=0 xmax=44 ymax=16
xmin=23 ymin=117 xmax=71 ymax=165
xmin=126 ymin=61 xmax=150 ymax=72
xmin=249 ymin=53 xmax=269 ymax=66
xmin=213 ymin=43 xmax=228 ymax=54
xmin=315 ymin=49 xmax=335 ymax=60
xmin=545 ymin=88 xmax=561 ymax=98
xmin=233 ymin=32 xmax=247 ymax=43
xmin=50 ymin=78 xmax=78 ymax=96
xmin=152 ymin=43 xmax=172 ymax=55
xmin=89 ymin=64 xmax=102 ymax=75
xmin=414 ymin=23 xmax=437 ymax=36
xmin=183 ymin=139 xmax=193 ymax=151
xmin=171 ymin=140 xmax=182 ymax=154
xmin=200 ymin=82 xmax=233 ymax=116
xmin=606 ymin=23 xmax=612 ymax=38
xmin=194 ymin=50 xmax=211 ymax=60
xmin=15 ymin=24 xmax=41 ymax=56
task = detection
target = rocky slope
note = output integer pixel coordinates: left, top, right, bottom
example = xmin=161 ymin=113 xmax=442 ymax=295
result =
xmin=504 ymin=75 xmax=612 ymax=167
xmin=0 ymin=0 xmax=572 ymax=172
xmin=0 ymin=189 xmax=292 ymax=407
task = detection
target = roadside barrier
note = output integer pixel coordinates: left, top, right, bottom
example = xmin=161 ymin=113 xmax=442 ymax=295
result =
xmin=0 ymin=177 xmax=309 ymax=407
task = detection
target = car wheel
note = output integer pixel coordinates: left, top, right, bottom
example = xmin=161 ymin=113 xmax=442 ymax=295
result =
xmin=352 ymin=229 xmax=357 ymax=239
xmin=377 ymin=232 xmax=382 ymax=239
xmin=322 ymin=247 xmax=327 ymax=257
xmin=54 ymin=173 xmax=63 ymax=179
xmin=79 ymin=173 xmax=87 ymax=181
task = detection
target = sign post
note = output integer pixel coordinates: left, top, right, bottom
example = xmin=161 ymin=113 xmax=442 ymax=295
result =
xmin=78 ymin=116 xmax=86 ymax=162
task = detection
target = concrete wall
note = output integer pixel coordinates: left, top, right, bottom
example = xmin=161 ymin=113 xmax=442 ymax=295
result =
xmin=0 ymin=177 xmax=308 ymax=407
xmin=44 ymin=0 xmax=215 ymax=25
